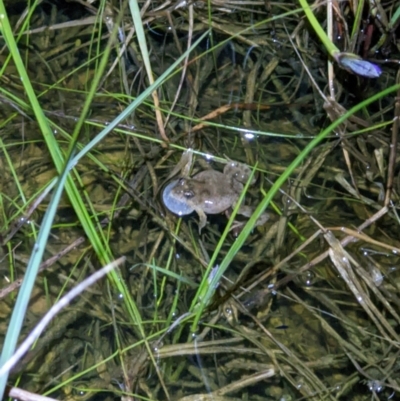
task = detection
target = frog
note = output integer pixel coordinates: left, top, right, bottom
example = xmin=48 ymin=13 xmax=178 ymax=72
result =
xmin=162 ymin=150 xmax=269 ymax=232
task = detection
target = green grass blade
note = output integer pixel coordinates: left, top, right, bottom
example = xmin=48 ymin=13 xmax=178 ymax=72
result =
xmin=298 ymin=0 xmax=340 ymax=57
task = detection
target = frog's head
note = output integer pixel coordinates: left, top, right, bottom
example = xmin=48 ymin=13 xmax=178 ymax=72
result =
xmin=176 ymin=178 xmax=196 ymax=199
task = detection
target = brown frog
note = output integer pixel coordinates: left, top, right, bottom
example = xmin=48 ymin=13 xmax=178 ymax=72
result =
xmin=162 ymin=151 xmax=269 ymax=232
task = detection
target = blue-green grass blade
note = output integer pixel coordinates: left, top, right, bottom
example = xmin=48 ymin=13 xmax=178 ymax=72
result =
xmin=0 ymin=165 xmax=70 ymax=396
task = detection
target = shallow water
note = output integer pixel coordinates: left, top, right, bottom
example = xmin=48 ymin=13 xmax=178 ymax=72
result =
xmin=1 ymin=1 xmax=400 ymax=400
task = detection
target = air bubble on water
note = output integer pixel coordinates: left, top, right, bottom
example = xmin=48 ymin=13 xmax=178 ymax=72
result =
xmin=368 ymin=380 xmax=384 ymax=393
xmin=304 ymin=271 xmax=316 ymax=287
xmin=244 ymin=131 xmax=255 ymax=140
xmin=225 ymin=307 xmax=232 ymax=317
xmin=268 ymin=283 xmax=277 ymax=295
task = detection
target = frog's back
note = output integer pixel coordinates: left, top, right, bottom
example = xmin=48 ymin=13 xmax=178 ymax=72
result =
xmin=191 ymin=169 xmax=239 ymax=214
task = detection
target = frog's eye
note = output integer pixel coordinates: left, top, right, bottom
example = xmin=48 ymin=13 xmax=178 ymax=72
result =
xmin=183 ymin=190 xmax=194 ymax=199
xmin=175 ymin=178 xmax=194 ymax=198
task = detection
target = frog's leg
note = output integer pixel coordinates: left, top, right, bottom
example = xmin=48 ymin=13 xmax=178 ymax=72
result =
xmin=223 ymin=160 xmax=256 ymax=185
xmin=238 ymin=205 xmax=270 ymax=227
xmin=194 ymin=207 xmax=208 ymax=233
xmin=181 ymin=149 xmax=194 ymax=177
xmin=165 ymin=149 xmax=194 ymax=181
